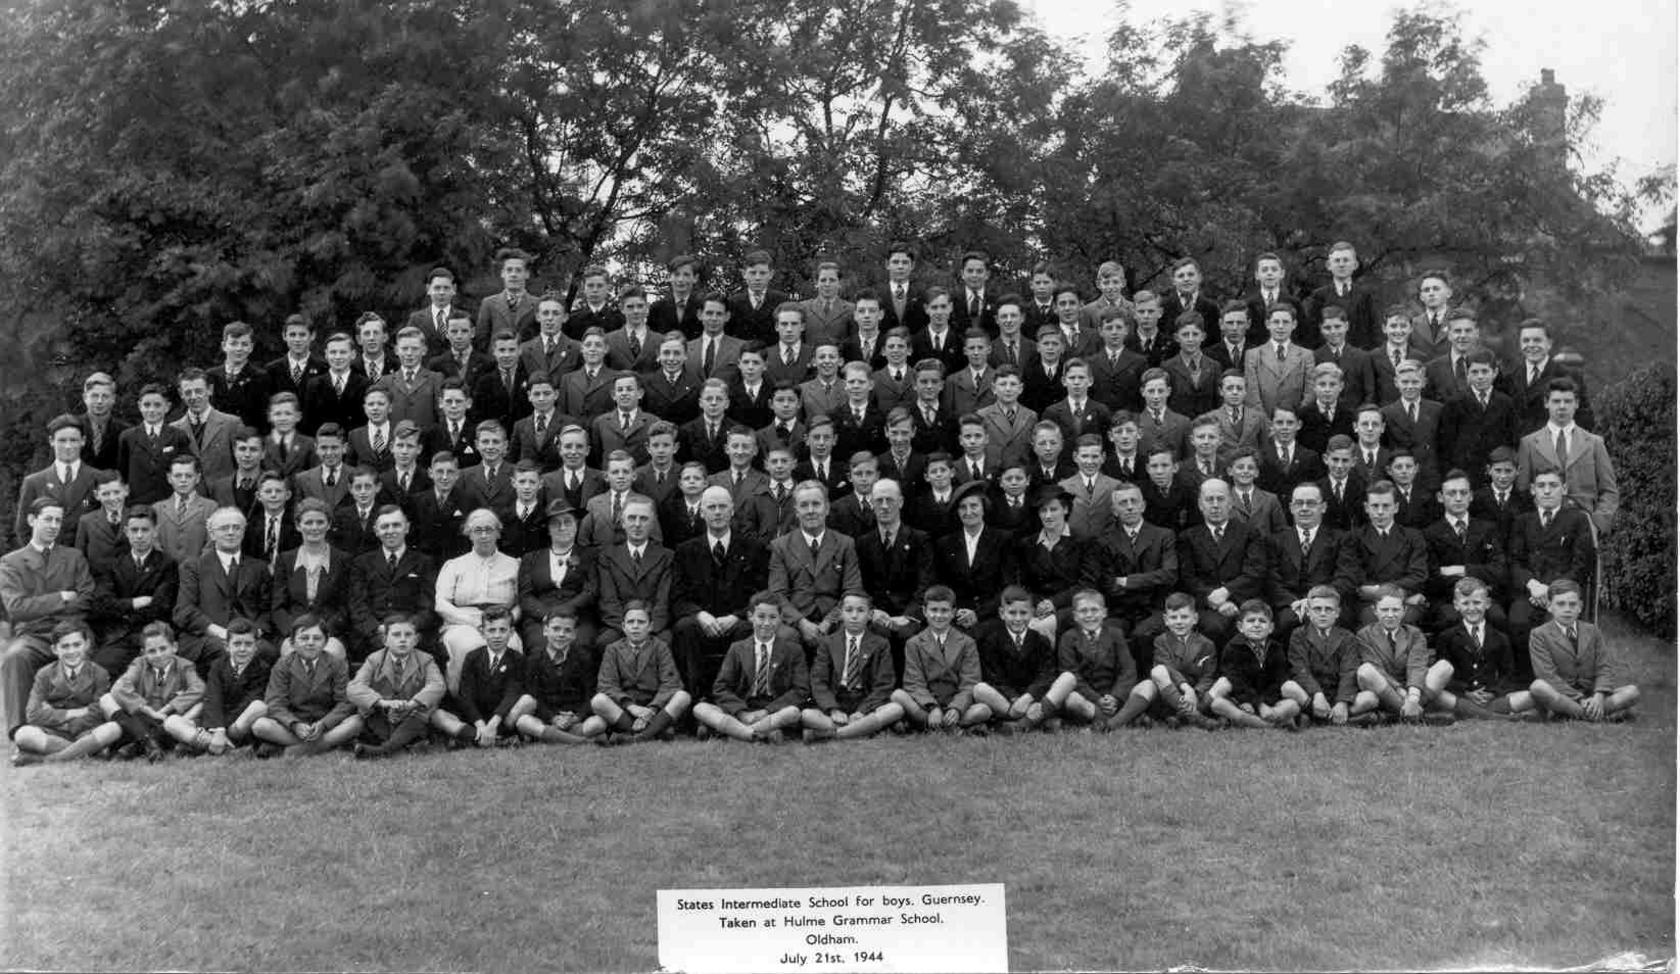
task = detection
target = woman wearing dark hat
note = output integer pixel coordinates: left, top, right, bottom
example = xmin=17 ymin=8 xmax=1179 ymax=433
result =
xmin=515 ymin=497 xmax=598 ymax=654
xmin=931 ymin=478 xmax=1014 ymax=629
xmin=1015 ymin=484 xmax=1086 ymax=645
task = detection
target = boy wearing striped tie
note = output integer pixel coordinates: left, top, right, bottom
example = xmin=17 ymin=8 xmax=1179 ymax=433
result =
xmin=802 ymin=593 xmax=903 ymax=741
xmin=695 ymin=592 xmax=808 ymax=742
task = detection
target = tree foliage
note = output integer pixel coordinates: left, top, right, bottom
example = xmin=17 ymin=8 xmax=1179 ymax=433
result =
xmin=1596 ymin=363 xmax=1676 ymax=637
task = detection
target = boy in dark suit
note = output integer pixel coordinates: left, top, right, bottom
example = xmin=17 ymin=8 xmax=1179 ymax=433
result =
xmin=511 ymin=610 xmax=605 ymax=744
xmin=117 ymin=384 xmax=195 ymax=506
xmin=695 ymin=592 xmax=810 ymax=743
xmin=194 ymin=619 xmax=271 ymax=753
xmin=971 ymin=586 xmax=1058 ymax=732
xmin=1505 ymin=468 xmax=1595 ymax=675
xmin=589 ymin=601 xmax=692 ymax=743
xmin=470 ymin=334 xmax=530 ymax=434
xmin=10 ymin=621 xmax=121 ymax=766
xmin=1137 ymin=593 xmax=1222 ymax=728
xmin=1041 ymin=589 xmax=1141 ymax=729
xmin=1437 ymin=349 xmax=1517 ymax=482
xmin=1432 ymin=578 xmax=1517 ymax=719
xmin=434 ymin=607 xmax=524 ymax=747
xmin=1349 ymin=587 xmax=1456 ymax=724
xmin=1279 ymin=586 xmax=1361 ymax=725
xmin=1209 ymin=600 xmax=1299 ymax=729
xmin=106 ymin=621 xmax=206 ymax=759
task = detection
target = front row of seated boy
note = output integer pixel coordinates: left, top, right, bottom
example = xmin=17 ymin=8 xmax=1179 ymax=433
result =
xmin=11 ymin=572 xmax=1637 ymax=763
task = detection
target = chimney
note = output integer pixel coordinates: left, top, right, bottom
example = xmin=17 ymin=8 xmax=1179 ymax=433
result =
xmin=1532 ymin=69 xmax=1568 ymax=168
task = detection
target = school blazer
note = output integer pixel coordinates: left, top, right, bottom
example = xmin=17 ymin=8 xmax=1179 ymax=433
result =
xmin=1514 ymin=427 xmax=1618 ymax=535
xmin=258 ymin=434 xmax=319 ymax=481
xmin=1255 ymin=441 xmax=1322 ymax=498
xmin=521 ymin=644 xmax=598 ymax=713
xmin=853 ymin=525 xmax=934 ymax=619
xmin=768 ymin=531 xmax=864 ymax=627
xmin=648 ymin=293 xmax=702 ymax=339
xmin=346 ymin=651 xmax=443 ymax=718
xmin=941 ymin=366 xmax=996 ymax=418
xmin=405 ymin=488 xmax=469 ymax=561
xmin=559 ymin=366 xmax=617 ymax=420
xmin=1314 ymin=344 xmax=1378 ymax=410
xmin=1161 ymin=355 xmax=1220 ymax=420
xmin=495 ymin=500 xmax=552 ymax=558
xmin=712 ymin=636 xmax=809 ymax=715
xmin=508 ymin=412 xmax=571 ymax=471
xmin=902 ymin=628 xmax=981 ymax=711
xmin=25 ymin=661 xmax=111 ymax=731
xmin=116 ymin=425 xmax=195 ymax=506
xmin=471 ymin=367 xmax=534 ymax=433
xmin=1086 ymin=347 xmax=1148 ymax=413
xmin=679 ymin=417 xmax=732 ymax=473
xmin=603 ymin=328 xmax=662 ymax=374
xmin=373 ymin=369 xmax=444 ymax=430
xmin=1041 ymin=399 xmax=1112 ymax=453
xmin=1437 ymin=390 xmax=1517 ymax=475
xmin=539 ymin=467 xmax=609 ymax=514
xmin=973 ymin=620 xmax=1057 ymax=700
xmin=454 ymin=646 xmax=525 ymax=724
xmin=474 ymin=291 xmax=539 ymax=348
xmin=112 ymin=657 xmax=205 ymax=714
xmin=1421 ymin=517 xmax=1507 ymax=601
xmin=291 ymin=465 xmax=353 ymax=512
xmin=1298 ymin=401 xmax=1355 ymax=457
xmin=1060 ymin=473 xmax=1120 ymax=542
xmin=1336 ymin=524 xmax=1429 ymax=594
xmin=1354 ymin=623 xmax=1430 ymax=689
xmin=641 ymin=367 xmax=704 ymax=426
xmin=1436 ymin=624 xmax=1516 ymax=697
xmin=1528 ymin=622 xmax=1623 ymax=700
xmin=595 ymin=636 xmax=683 ymax=709
xmin=75 ymin=509 xmax=128 ymax=574
xmin=726 ymin=289 xmax=789 ymax=347
xmin=1152 ymin=631 xmax=1220 ymax=695
xmin=346 ymin=425 xmax=396 ymax=473
xmin=1243 ymin=342 xmax=1316 ymax=417
xmin=454 ymin=463 xmax=517 ymax=521
xmin=591 ymin=410 xmax=655 ymax=467
xmin=595 ymin=543 xmax=674 ymax=631
xmin=171 ymin=408 xmax=241 ymax=483
xmin=1056 ymin=624 xmax=1135 ymax=702
xmin=517 ymin=334 xmax=584 ymax=388
xmin=174 ymin=550 xmax=274 ymax=640
xmin=810 ymin=630 xmax=897 ymax=714
xmin=1379 ymin=399 xmax=1444 ymax=485
xmin=148 ymin=493 xmax=213 ymax=566
xmin=975 ymin=402 xmax=1037 ymax=470
xmin=1286 ymin=626 xmax=1360 ymax=703
xmin=869 ymin=366 xmax=917 ymax=415
xmin=264 ymin=652 xmax=354 ymax=727
xmin=1306 ymin=282 xmax=1380 ymax=349
xmin=348 ymin=547 xmax=439 ymax=642
xmin=1220 ymin=636 xmax=1290 ymax=707
xmin=269 ymin=547 xmax=353 ymax=640
xmin=686 ymin=334 xmax=746 ymax=383
xmin=1507 ymin=507 xmax=1594 ymax=594
xmin=13 ymin=462 xmax=105 ymax=546
xmin=669 ymin=534 xmax=769 ymax=620
xmin=77 ymin=413 xmax=129 ymax=473
xmin=762 ymin=342 xmax=815 ymax=388
xmin=1503 ymin=358 xmax=1592 ymax=435
xmin=1176 ymin=521 xmax=1267 ymax=606
xmin=1227 ymin=487 xmax=1286 ymax=538
xmin=200 ymin=654 xmax=274 ymax=728
xmin=266 ymin=355 xmax=330 ymax=402
xmin=92 ymin=548 xmax=179 ymax=647
xmin=427 ymin=348 xmax=496 ymax=387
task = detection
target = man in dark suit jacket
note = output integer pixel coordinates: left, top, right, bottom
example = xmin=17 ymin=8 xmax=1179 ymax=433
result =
xmin=76 ymin=373 xmax=127 ymax=473
xmin=669 ymin=487 xmax=771 ymax=698
xmin=853 ymin=480 xmax=934 ymax=640
xmin=1265 ymin=483 xmax=1347 ymax=634
xmin=89 ymin=514 xmax=179 ymax=676
xmin=172 ymin=509 xmax=274 ymax=671
xmin=1336 ymin=481 xmax=1430 ymax=626
xmin=878 ymin=243 xmax=928 ymax=334
xmin=1437 ymin=352 xmax=1518 ymax=483
xmin=594 ymin=506 xmax=674 ymax=647
xmin=1505 ymin=484 xmax=1595 ymax=679
xmin=14 ymin=416 xmax=106 ymax=546
xmin=347 ymin=506 xmax=440 ymax=658
xmin=1079 ymin=482 xmax=1178 ymax=673
xmin=1421 ymin=478 xmax=1509 ymax=632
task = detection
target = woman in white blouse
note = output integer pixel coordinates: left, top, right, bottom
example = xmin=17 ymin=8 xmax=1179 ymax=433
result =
xmin=435 ymin=508 xmax=522 ymax=691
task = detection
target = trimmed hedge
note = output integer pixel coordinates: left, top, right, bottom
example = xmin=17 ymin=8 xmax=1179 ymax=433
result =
xmin=1596 ymin=362 xmax=1676 ymax=636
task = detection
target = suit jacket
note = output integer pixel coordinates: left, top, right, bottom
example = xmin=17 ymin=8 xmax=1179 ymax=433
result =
xmin=1421 ymin=516 xmax=1507 ymax=601
xmin=517 ymin=334 xmax=584 ymax=389
xmin=558 ymin=366 xmax=617 ymax=421
xmin=570 ymin=301 xmax=627 ymax=341
xmin=475 ymin=291 xmax=539 ymax=348
xmin=842 ymin=330 xmax=890 ymax=373
xmin=1528 ymin=621 xmax=1623 ymax=700
xmin=1409 ymin=312 xmax=1452 ymax=362
xmin=640 ymin=367 xmax=704 ymax=426
xmin=14 ymin=462 xmax=105 ymax=546
xmin=1227 ymin=486 xmax=1286 ymax=537
xmin=873 ymin=449 xmax=928 ymax=499
xmin=471 ymin=366 xmax=534 ymax=433
xmin=269 ymin=546 xmax=353 ymax=644
xmin=505 ymin=412 xmax=570 ymax=472
xmin=1176 ymin=520 xmax=1267 ymax=607
xmin=539 ymin=466 xmax=609 ymax=515
xmin=112 ymin=657 xmax=205 ymax=714
xmin=767 ymin=530 xmax=864 ymax=628
xmin=799 ymin=377 xmax=848 ymax=423
xmin=262 ymin=651 xmax=351 ymax=725
xmin=1086 ymin=347 xmax=1147 ymax=414
xmin=346 ymin=425 xmax=396 ymax=473
xmin=1370 ymin=341 xmax=1430 ymax=404
xmin=405 ymin=305 xmax=467 ymax=353
xmin=677 ymin=417 xmax=732 ymax=474
xmin=1041 ymin=399 xmax=1112 ymax=457
xmin=1127 ymin=330 xmax=1174 ymax=368
xmin=74 ymin=508 xmax=128 ymax=574
xmin=1306 ymin=281 xmax=1381 ymax=349
xmin=1350 ymin=444 xmax=1395 ymax=487
xmin=832 ymin=401 xmax=887 ymax=460
xmin=200 ymin=654 xmax=274 ymax=728
xmin=633 ymin=464 xmax=683 ymax=510
xmin=1436 ymin=623 xmax=1516 ymax=696
xmin=953 ymin=289 xmax=1000 ymax=337
xmin=150 ymin=493 xmax=216 ymax=566
xmin=1244 ymin=290 xmax=1304 ymax=346
xmin=373 ymin=368 xmax=445 ymax=430
xmin=591 ymin=410 xmax=655 ymax=467
xmin=1136 ymin=409 xmax=1190 ymax=461
xmin=941 ymin=366 xmax=995 ymax=419
xmin=647 ymin=292 xmax=703 ymax=339
xmin=1060 ymin=473 xmax=1120 ymax=541
xmin=1515 ymin=426 xmax=1618 ymax=534
xmin=1315 ymin=474 xmax=1367 ymax=532
xmin=576 ymin=489 xmax=664 ymax=549
xmin=1297 ymin=402 xmax=1354 ymax=456
xmin=1313 ymin=344 xmax=1378 ymax=410
xmin=595 ymin=543 xmax=674 ymax=631
xmin=824 ymin=492 xmax=875 ymax=540
xmin=171 ymin=408 xmax=241 ymax=483
xmin=974 ymin=402 xmax=1037 ymax=471
xmin=517 ymin=546 xmax=599 ymax=629
xmin=348 ymin=546 xmax=439 ymax=645
xmin=595 ymin=636 xmax=682 ymax=708
xmin=762 ymin=341 xmax=815 ymax=388
xmin=427 ymin=348 xmax=497 ymax=388
xmin=670 ymin=534 xmax=769 ymax=620
xmin=793 ymin=456 xmax=852 ymax=500
xmin=686 ymin=334 xmax=745 ymax=384
xmin=1015 ymin=533 xmax=1087 ymax=608
xmin=906 ymin=402 xmax=957 ymax=456
xmin=909 ymin=328 xmax=967 ymax=376
xmin=77 ymin=413 xmax=129 ymax=474
xmin=1243 ymin=342 xmax=1316 ymax=417
xmin=1355 ymin=622 xmax=1430 ymax=689
xmin=1198 ymin=405 xmax=1267 ymax=464
xmin=116 ymin=425 xmax=195 ymax=506
xmin=347 ymin=647 xmax=446 ymax=716
xmin=1286 ymin=625 xmax=1360 ymax=703
xmin=810 ymin=629 xmax=896 ymax=714
xmin=711 ymin=635 xmax=809 ymax=714
xmin=973 ymin=620 xmax=1057 ymax=699
xmin=1220 ymin=635 xmax=1290 ymax=707
xmin=1379 ymin=398 xmax=1445 ymax=488
xmin=174 ymin=550 xmax=274 ymax=640
xmin=1507 ymin=507 xmax=1594 ymax=594
xmin=1504 ymin=358 xmax=1593 ymax=437
xmin=1056 ymin=623 xmax=1135 ymax=702
xmin=406 ymin=488 xmax=470 ymax=561
xmin=1336 ymin=524 xmax=1429 ymax=594
xmin=259 ymin=434 xmax=318 ymax=481
xmin=1437 ymin=390 xmax=1518 ymax=477
xmin=869 ymin=365 xmax=917 ymax=415
xmin=901 ymin=627 xmax=980 ymax=711
xmin=603 ymin=328 xmax=662 ymax=374
xmin=880 ymin=283 xmax=929 ymax=335
xmin=517 ymin=643 xmax=596 ymax=714
xmin=455 ymin=462 xmax=516 ymax=521
xmin=798 ymin=296 xmax=856 ymax=347
xmin=1208 ymin=339 xmax=1251 ymax=374
xmin=1423 ymin=352 xmax=1475 ymax=404
xmin=92 ymin=548 xmax=179 ymax=648
xmin=931 ymin=528 xmax=1013 ymax=619
xmin=1267 ymin=525 xmax=1345 ymax=606
xmin=1161 ymin=354 xmax=1221 ymax=419
xmin=265 ymin=354 xmax=330 ymax=402
xmin=729 ymin=381 xmax=776 ymax=432
xmin=301 ymin=371 xmax=370 ymax=436
xmin=244 ymin=508 xmax=302 ymax=563
xmin=854 ymin=523 xmax=934 ymax=619
xmin=1080 ymin=522 xmax=1177 ymax=619
xmin=726 ymin=290 xmax=789 ymax=347
xmin=988 ymin=335 xmax=1039 ymax=374
xmin=291 ymin=465 xmax=353 ymax=512
xmin=208 ymin=364 xmax=274 ymax=432
xmin=1256 ymin=441 xmax=1322 ymax=498
xmin=455 ymin=646 xmax=525 ymax=724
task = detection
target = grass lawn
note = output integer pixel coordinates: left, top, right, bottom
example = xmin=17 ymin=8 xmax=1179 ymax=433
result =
xmin=3 ymin=613 xmax=1672 ymax=973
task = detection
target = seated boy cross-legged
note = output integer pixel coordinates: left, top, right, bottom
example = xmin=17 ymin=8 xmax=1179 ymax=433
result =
xmin=1209 ymin=600 xmax=1300 ymax=729
xmin=1139 ymin=592 xmax=1222 ymax=729
xmin=431 ymin=607 xmax=524 ymax=749
xmin=971 ymin=586 xmax=1059 ymax=733
xmin=250 ymin=615 xmax=362 ymax=757
xmin=1043 ymin=589 xmax=1146 ymax=730
xmin=890 ymin=585 xmax=990 ymax=732
xmin=105 ymin=621 xmax=207 ymax=761
xmin=512 ymin=611 xmax=607 ymax=745
xmin=1433 ymin=577 xmax=1522 ymax=720
xmin=589 ymin=601 xmax=692 ymax=744
xmin=802 ymin=593 xmax=904 ymax=742
xmin=188 ymin=617 xmax=271 ymax=754
xmin=12 ymin=621 xmax=122 ymax=766
xmin=1517 ymin=578 xmax=1639 ymax=722
xmin=1281 ymin=586 xmax=1361 ymax=726
xmin=1349 ymin=586 xmax=1457 ymax=725
xmin=695 ymin=592 xmax=809 ymax=743
xmin=346 ymin=613 xmax=448 ymax=758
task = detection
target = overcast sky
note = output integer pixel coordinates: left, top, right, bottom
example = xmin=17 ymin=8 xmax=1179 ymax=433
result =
xmin=1029 ymin=0 xmax=1678 ymax=230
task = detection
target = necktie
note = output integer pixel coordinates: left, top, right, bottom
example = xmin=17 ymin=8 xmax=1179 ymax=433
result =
xmin=702 ymin=338 xmax=715 ymax=376
xmin=1211 ymin=524 xmax=1223 ymax=543
xmin=1566 ymin=627 xmax=1578 ymax=649
xmin=1276 ymin=343 xmax=1286 ymax=360
xmin=1387 ymin=630 xmax=1397 ymax=653
xmin=754 ymin=644 xmax=771 ymax=696
xmin=1473 ymin=625 xmax=1482 ymax=650
xmin=1301 ymin=528 xmax=1313 ymax=550
xmin=1239 ymin=492 xmax=1251 ymax=514
xmin=893 ymin=369 xmax=903 ymax=384
xmin=1334 ymin=480 xmax=1344 ymax=501
xmin=894 ymin=284 xmax=905 ymax=307
xmin=292 ymin=360 xmax=304 ymax=385
xmin=1005 ymin=408 xmax=1016 ymax=424
xmin=611 ymin=493 xmax=623 ymax=526
xmin=1454 ymin=518 xmax=1467 ymax=544
xmin=1280 ymin=447 xmax=1292 ymax=468
xmin=783 ymin=345 xmax=795 ymax=367
xmin=325 ymin=467 xmax=336 ymax=488
xmin=773 ymin=483 xmax=785 ymax=503
xmin=712 ymin=540 xmax=726 ymax=567
xmin=190 ymin=419 xmax=204 ymax=446
xmin=1338 ymin=282 xmax=1348 ymax=298
xmin=535 ymin=413 xmax=547 ymax=440
xmin=1477 ymin=392 xmax=1488 ymax=410
xmin=843 ymin=636 xmax=862 ymax=689
xmin=620 ymin=412 xmax=630 ymax=430
xmin=502 ymin=370 xmax=514 ymax=394
xmin=1365 ymin=450 xmax=1375 ymax=469
xmin=372 ymin=427 xmax=385 ymax=454
xmin=1541 ymin=509 xmax=1553 ymax=530
xmin=1554 ymin=428 xmax=1568 ymax=464
xmin=567 ymin=472 xmax=579 ymax=493
xmin=176 ymin=495 xmax=186 ymax=518
xmin=1392 ymin=348 xmax=1402 ymax=369
xmin=1530 ymin=364 xmax=1541 ymax=386
xmin=969 ymin=293 xmax=980 ymax=319
xmin=388 ymin=550 xmax=399 ymax=573
xmin=1230 ymin=407 xmax=1240 ymax=426
xmin=435 ymin=308 xmax=446 ymax=334
xmin=266 ymin=517 xmax=279 ymax=556
xmin=405 ymin=369 xmax=416 ymax=385
xmin=632 ymin=547 xmax=642 ymax=567
xmin=334 ymin=373 xmax=345 ymax=395
xmin=1407 ymin=402 xmax=1417 ymax=424
xmin=630 ymin=333 xmax=642 ymax=360
xmin=809 ymin=535 xmax=820 ymax=560
xmin=1454 ymin=356 xmax=1467 ymax=386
